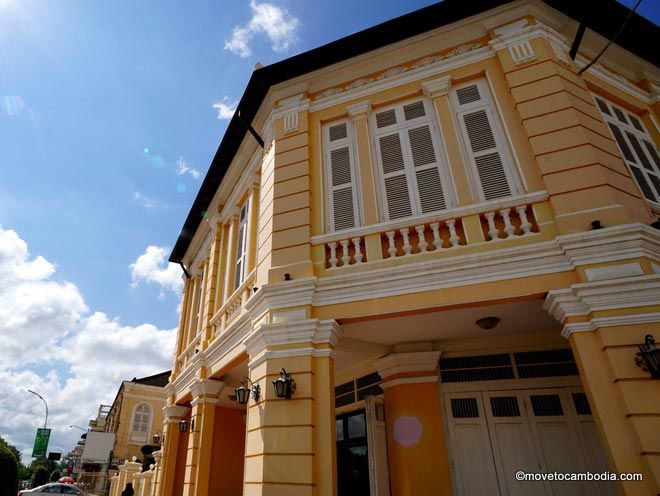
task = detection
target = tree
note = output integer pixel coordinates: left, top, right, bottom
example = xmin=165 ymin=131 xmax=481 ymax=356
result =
xmin=0 ymin=445 xmax=19 ymax=496
xmin=31 ymin=466 xmax=49 ymax=488
xmin=50 ymin=469 xmax=61 ymax=482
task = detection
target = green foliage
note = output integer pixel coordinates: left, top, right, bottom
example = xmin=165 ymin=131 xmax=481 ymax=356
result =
xmin=0 ymin=445 xmax=19 ymax=496
xmin=49 ymin=469 xmax=61 ymax=482
xmin=0 ymin=436 xmax=21 ymax=466
xmin=31 ymin=466 xmax=49 ymax=488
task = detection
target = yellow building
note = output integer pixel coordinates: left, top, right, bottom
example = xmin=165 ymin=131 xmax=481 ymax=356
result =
xmin=155 ymin=1 xmax=660 ymax=495
xmin=105 ymin=372 xmax=170 ymax=467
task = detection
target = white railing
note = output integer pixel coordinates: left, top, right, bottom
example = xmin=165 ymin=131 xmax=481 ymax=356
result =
xmin=311 ymin=192 xmax=547 ymax=268
xmin=176 ymin=334 xmax=201 ymax=372
xmin=211 ymin=269 xmax=256 ymax=335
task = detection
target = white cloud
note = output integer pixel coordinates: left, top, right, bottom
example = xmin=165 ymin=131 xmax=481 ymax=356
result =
xmin=224 ymin=0 xmax=299 ymax=58
xmin=212 ymin=98 xmax=238 ymax=120
xmin=176 ymin=157 xmax=201 ymax=180
xmin=0 ymin=226 xmax=176 ymax=461
xmin=133 ymin=191 xmax=158 ymax=209
xmin=129 ymin=245 xmax=184 ymax=298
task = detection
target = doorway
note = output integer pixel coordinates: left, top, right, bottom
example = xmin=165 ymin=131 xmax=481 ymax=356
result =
xmin=336 ymin=410 xmax=370 ymax=496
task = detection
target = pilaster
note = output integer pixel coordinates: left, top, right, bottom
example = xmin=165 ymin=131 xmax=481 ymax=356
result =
xmin=374 ymin=351 xmax=453 ymax=496
xmin=159 ymin=404 xmax=190 ymax=496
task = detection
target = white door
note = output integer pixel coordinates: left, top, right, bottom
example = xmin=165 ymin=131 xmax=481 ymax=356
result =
xmin=444 ymin=392 xmax=500 ymax=496
xmin=366 ymin=396 xmax=391 ymax=496
xmin=482 ymin=391 xmax=548 ymax=496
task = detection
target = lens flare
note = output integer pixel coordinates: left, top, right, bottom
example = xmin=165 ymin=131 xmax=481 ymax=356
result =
xmin=143 ymin=147 xmax=150 ymax=155
xmin=393 ymin=416 xmax=423 ymax=447
xmin=176 ymin=182 xmax=187 ymax=193
xmin=3 ymin=95 xmax=24 ymax=116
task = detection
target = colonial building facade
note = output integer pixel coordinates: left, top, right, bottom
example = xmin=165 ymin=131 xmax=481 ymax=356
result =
xmin=154 ymin=1 xmax=660 ymax=495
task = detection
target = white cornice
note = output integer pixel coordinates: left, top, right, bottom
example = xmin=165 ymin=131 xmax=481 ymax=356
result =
xmin=380 ymin=376 xmax=439 ymax=389
xmin=575 ymin=53 xmax=652 ymax=105
xmin=375 ymin=351 xmax=441 ymax=379
xmin=162 ymin=404 xmax=189 ymax=421
xmin=560 ymin=312 xmax=660 ymax=338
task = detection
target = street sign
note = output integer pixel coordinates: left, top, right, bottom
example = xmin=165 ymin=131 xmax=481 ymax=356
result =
xmin=31 ymin=428 xmax=51 ymax=458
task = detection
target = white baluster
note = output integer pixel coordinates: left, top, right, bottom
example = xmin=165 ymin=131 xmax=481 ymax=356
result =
xmin=415 ymin=225 xmax=428 ymax=253
xmin=328 ymin=241 xmax=338 ymax=268
xmin=430 ymin=222 xmax=442 ymax=250
xmin=340 ymin=239 xmax=351 ymax=266
xmin=352 ymin=238 xmax=363 ymax=263
xmin=446 ymin=219 xmax=460 ymax=248
xmin=386 ymin=231 xmax=397 ymax=258
xmin=500 ymin=208 xmax=515 ymax=238
xmin=516 ymin=205 xmax=532 ymax=235
xmin=401 ymin=228 xmax=412 ymax=255
xmin=485 ymin=212 xmax=500 ymax=241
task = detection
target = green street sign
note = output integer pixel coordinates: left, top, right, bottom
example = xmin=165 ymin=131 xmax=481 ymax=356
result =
xmin=31 ymin=428 xmax=51 ymax=458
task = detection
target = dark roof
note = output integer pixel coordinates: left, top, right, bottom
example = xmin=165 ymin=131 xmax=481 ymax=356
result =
xmin=131 ymin=370 xmax=171 ymax=388
xmin=169 ymin=0 xmax=659 ymax=263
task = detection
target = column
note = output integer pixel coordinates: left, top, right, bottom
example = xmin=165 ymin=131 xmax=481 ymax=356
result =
xmin=347 ymin=100 xmax=382 ymax=262
xmin=201 ymin=224 xmax=223 ymax=345
xmin=375 ymin=351 xmax=453 ymax=496
xmin=223 ymin=212 xmax=239 ymax=301
xmin=243 ymin=318 xmax=341 ymax=496
xmin=246 ymin=182 xmax=260 ymax=273
xmin=174 ymin=278 xmax=194 ymax=375
xmin=545 ymin=275 xmax=660 ymax=495
xmin=158 ymin=404 xmax=190 ymax=496
xmin=213 ymin=221 xmax=229 ymax=312
xmin=184 ymin=275 xmax=201 ymax=348
xmin=117 ymin=459 xmax=142 ymax=495
xmin=182 ymin=379 xmax=224 ymax=496
xmin=150 ymin=450 xmax=162 ymax=496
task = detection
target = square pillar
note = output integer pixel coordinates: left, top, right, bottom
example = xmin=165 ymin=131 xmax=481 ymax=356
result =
xmin=158 ymin=404 xmax=190 ymax=496
xmin=375 ymin=352 xmax=453 ymax=496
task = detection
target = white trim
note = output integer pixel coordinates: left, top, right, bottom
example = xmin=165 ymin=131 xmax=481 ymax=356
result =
xmin=375 ymin=351 xmax=441 ymax=378
xmin=561 ymin=312 xmax=660 ymax=338
xmin=129 ymin=402 xmax=153 ymax=440
xmin=584 ymin=262 xmax=643 ymax=282
xmin=576 ymin=54 xmax=652 ymax=105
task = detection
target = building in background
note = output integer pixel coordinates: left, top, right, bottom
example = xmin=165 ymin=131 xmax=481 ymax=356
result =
xmin=153 ymin=1 xmax=660 ymax=495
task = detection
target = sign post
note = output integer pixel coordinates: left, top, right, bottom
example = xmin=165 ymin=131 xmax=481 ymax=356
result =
xmin=31 ymin=428 xmax=51 ymax=458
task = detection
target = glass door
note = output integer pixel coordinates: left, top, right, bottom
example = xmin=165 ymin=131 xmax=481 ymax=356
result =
xmin=336 ymin=410 xmax=370 ymax=496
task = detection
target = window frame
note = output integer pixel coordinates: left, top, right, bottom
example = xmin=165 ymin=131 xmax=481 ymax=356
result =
xmin=592 ymin=94 xmax=660 ymax=208
xmin=451 ymin=78 xmax=521 ymax=202
xmin=233 ymin=200 xmax=250 ymax=290
xmin=323 ymin=118 xmax=362 ymax=232
xmin=130 ymin=403 xmax=152 ymax=442
xmin=370 ymin=96 xmax=455 ymax=221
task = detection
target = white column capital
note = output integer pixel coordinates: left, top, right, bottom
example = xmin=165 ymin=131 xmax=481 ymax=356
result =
xmin=422 ymin=76 xmax=451 ymax=99
xmin=162 ymin=404 xmax=190 ymax=423
xmin=190 ymin=378 xmax=225 ymax=405
xmin=375 ymin=351 xmax=441 ymax=379
xmin=347 ymin=100 xmax=371 ymax=120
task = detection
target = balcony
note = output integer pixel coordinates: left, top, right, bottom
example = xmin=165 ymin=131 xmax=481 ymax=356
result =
xmin=312 ymin=192 xmax=548 ymax=270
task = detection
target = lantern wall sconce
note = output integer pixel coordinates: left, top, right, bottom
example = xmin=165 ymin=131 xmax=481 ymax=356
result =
xmin=152 ymin=431 xmax=163 ymax=446
xmin=635 ymin=334 xmax=660 ymax=379
xmin=178 ymin=418 xmax=194 ymax=433
xmin=234 ymin=377 xmax=261 ymax=405
xmin=272 ymin=368 xmax=296 ymax=399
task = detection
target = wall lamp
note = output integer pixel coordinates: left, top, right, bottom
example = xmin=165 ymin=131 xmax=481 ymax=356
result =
xmin=272 ymin=368 xmax=296 ymax=399
xmin=152 ymin=431 xmax=163 ymax=446
xmin=178 ymin=418 xmax=194 ymax=433
xmin=235 ymin=377 xmax=260 ymax=405
xmin=635 ymin=334 xmax=660 ymax=379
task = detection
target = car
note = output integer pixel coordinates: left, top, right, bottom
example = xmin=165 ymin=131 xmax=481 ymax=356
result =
xmin=17 ymin=483 xmax=86 ymax=495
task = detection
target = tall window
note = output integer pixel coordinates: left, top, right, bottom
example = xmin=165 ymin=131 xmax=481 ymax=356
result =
xmin=324 ymin=120 xmax=361 ymax=231
xmin=372 ymin=98 xmax=454 ymax=220
xmin=452 ymin=79 xmax=519 ymax=201
xmin=193 ymin=272 xmax=204 ymax=334
xmin=131 ymin=404 xmax=151 ymax=435
xmin=594 ymin=95 xmax=660 ymax=206
xmin=234 ymin=201 xmax=249 ymax=290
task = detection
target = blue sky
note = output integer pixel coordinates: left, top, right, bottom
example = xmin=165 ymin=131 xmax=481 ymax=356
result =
xmin=0 ymin=0 xmax=658 ymax=461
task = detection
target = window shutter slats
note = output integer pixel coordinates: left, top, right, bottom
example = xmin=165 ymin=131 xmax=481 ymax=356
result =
xmin=643 ymin=140 xmax=660 ymax=167
xmin=376 ymin=109 xmax=397 ymax=128
xmin=613 ymin=107 xmax=628 ymax=124
xmin=330 ymin=147 xmax=352 ymax=186
xmin=379 ymin=134 xmax=406 ymax=173
xmin=630 ymin=166 xmax=656 ymax=201
xmin=595 ymin=98 xmax=611 ymax=115
xmin=608 ymin=123 xmax=636 ymax=162
xmin=329 ymin=123 xmax=347 ymax=141
xmin=332 ymin=188 xmax=356 ymax=230
xmin=403 ymin=101 xmax=426 ymax=120
xmin=416 ymin=168 xmax=446 ymax=213
xmin=475 ymin=153 xmax=511 ymax=200
xmin=629 ymin=114 xmax=644 ymax=132
xmin=625 ymin=131 xmax=653 ymax=171
xmin=408 ymin=126 xmax=436 ymax=167
xmin=456 ymin=84 xmax=481 ymax=105
xmin=384 ymin=176 xmax=413 ymax=219
xmin=463 ymin=110 xmax=497 ymax=153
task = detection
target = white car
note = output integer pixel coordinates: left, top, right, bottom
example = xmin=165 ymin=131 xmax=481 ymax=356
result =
xmin=18 ymin=483 xmax=86 ymax=495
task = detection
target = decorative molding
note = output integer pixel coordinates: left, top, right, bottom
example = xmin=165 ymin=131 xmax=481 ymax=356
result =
xmin=575 ymin=53 xmax=652 ymax=105
xmin=422 ymin=76 xmax=452 ymax=98
xmin=380 ymin=375 xmax=439 ymax=389
xmin=561 ymin=312 xmax=660 ymax=338
xmin=190 ymin=378 xmax=224 ymax=399
xmin=375 ymin=351 xmax=441 ymax=379
xmin=493 ymin=18 xmax=529 ymax=37
xmin=346 ymin=101 xmax=372 ymax=120
xmin=584 ymin=262 xmax=644 ymax=282
xmin=544 ymin=274 xmax=660 ymax=324
xmin=162 ymin=404 xmax=190 ymax=422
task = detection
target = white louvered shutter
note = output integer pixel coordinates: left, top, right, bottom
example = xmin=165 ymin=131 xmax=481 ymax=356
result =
xmin=374 ymin=100 xmax=451 ymax=220
xmin=594 ymin=96 xmax=660 ymax=204
xmin=325 ymin=121 xmax=360 ymax=231
xmin=453 ymin=81 xmax=517 ymax=201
